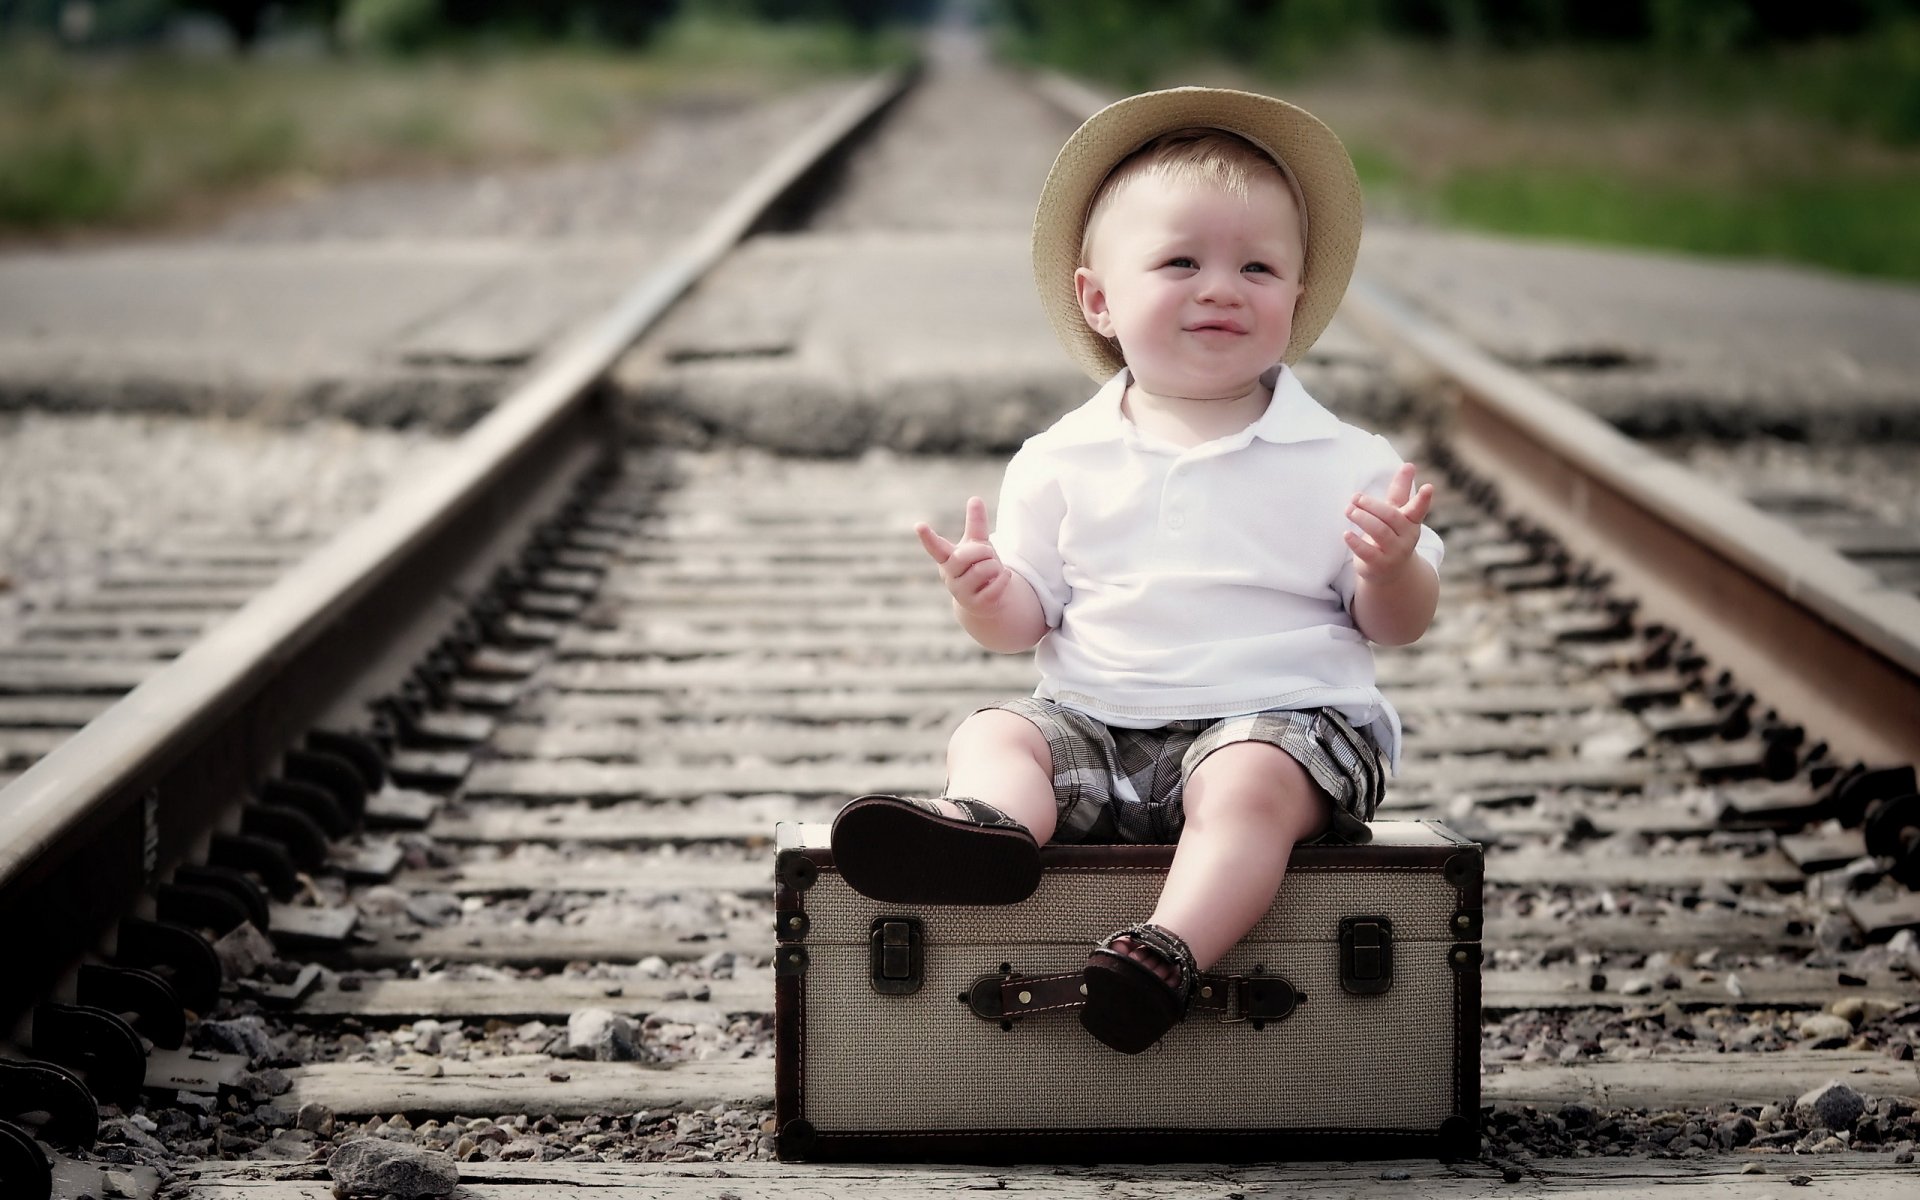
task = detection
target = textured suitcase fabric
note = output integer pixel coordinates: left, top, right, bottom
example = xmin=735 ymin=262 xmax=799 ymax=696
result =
xmin=773 ymin=820 xmax=1482 ymax=1163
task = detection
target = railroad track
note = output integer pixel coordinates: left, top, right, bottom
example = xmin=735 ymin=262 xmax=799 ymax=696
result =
xmin=3 ymin=63 xmax=1919 ymax=1200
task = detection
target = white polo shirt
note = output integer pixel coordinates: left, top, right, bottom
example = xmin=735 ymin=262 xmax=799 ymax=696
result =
xmin=990 ymin=364 xmax=1443 ymax=771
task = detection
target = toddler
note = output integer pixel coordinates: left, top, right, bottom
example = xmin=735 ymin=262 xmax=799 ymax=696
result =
xmin=831 ymin=87 xmax=1441 ymax=1055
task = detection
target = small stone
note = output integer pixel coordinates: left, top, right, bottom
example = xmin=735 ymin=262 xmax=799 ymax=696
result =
xmin=1809 ymin=1135 xmax=1847 ymax=1153
xmin=260 ymin=1129 xmax=316 ymax=1160
xmin=411 ymin=1019 xmax=443 ymax=1054
xmin=1831 ymin=996 xmax=1898 ymax=1026
xmin=1501 ymin=1166 xmax=1523 ymax=1183
xmin=567 ymin=1008 xmax=637 ymax=1062
xmin=1789 ymin=1176 xmax=1813 ymax=1187
xmin=1815 ymin=913 xmax=1860 ymax=954
xmin=254 ymin=1103 xmax=296 ymax=1129
xmin=212 ymin=921 xmax=279 ymax=979
xmin=1619 ymin=977 xmax=1653 ymax=996
xmin=1714 ymin=1115 xmax=1756 ymax=1149
xmin=636 ymin=955 xmax=669 ymax=978
xmin=327 ymin=1137 xmax=460 ymax=1197
xmin=215 ymin=1128 xmax=261 ymax=1155
xmin=1795 ymin=1080 xmax=1866 ymax=1132
xmin=1379 ymin=1168 xmax=1412 ymax=1180
xmin=1796 ymin=1014 xmax=1854 ymax=1043
xmin=199 ymin=1016 xmax=275 ymax=1060
xmin=101 ymin=1170 xmax=140 ymax=1198
xmin=498 ymin=1138 xmax=542 ymax=1161
xmin=405 ymin=893 xmax=463 ymax=927
xmin=1740 ymin=1163 xmax=1765 ymax=1175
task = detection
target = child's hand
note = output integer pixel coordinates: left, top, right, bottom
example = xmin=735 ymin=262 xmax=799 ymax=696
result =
xmin=1345 ymin=463 xmax=1435 ymax=582
xmin=917 ymin=496 xmax=1012 ymax=611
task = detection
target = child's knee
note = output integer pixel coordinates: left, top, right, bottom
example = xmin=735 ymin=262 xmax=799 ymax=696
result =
xmin=1185 ymin=743 xmax=1330 ymax=836
xmin=949 ymin=708 xmax=1053 ymax=772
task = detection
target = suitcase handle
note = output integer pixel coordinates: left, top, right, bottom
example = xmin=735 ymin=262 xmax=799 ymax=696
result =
xmin=965 ymin=967 xmax=1304 ymax=1030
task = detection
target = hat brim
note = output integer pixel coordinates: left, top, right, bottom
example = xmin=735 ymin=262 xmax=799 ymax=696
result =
xmin=1032 ymin=87 xmax=1363 ymax=383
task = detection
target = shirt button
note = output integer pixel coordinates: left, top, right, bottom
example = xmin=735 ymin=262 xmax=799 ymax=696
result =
xmin=1166 ymin=512 xmax=1185 ymax=530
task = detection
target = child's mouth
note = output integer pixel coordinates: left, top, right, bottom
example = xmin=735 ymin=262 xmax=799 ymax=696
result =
xmin=1186 ymin=321 xmax=1246 ymax=335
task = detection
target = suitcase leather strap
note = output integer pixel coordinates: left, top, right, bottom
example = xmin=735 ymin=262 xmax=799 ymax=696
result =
xmin=970 ymin=969 xmax=1302 ymax=1026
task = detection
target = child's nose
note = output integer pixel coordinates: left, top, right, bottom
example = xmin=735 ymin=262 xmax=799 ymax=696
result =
xmin=1195 ymin=270 xmax=1243 ymax=303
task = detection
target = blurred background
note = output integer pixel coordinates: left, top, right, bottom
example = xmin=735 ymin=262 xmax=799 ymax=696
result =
xmin=4 ymin=0 xmax=1918 ymax=279
xmin=0 ymin=0 xmax=1914 ymax=278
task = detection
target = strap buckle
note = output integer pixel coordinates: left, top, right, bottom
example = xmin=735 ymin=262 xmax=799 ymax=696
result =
xmin=1201 ymin=970 xmax=1304 ymax=1025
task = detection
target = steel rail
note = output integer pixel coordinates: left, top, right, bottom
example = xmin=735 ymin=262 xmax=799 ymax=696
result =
xmin=1343 ymin=279 xmax=1920 ymax=771
xmin=0 ymin=67 xmax=913 ymax=1024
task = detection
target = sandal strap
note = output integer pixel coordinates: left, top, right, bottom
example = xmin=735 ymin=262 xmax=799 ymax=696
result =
xmin=1092 ymin=922 xmax=1198 ymax=1008
xmin=944 ymin=797 xmax=1024 ymax=830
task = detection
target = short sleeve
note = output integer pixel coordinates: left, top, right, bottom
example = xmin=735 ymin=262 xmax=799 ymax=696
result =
xmin=988 ymin=443 xmax=1070 ymax=628
xmin=1332 ymin=434 xmax=1446 ymax=613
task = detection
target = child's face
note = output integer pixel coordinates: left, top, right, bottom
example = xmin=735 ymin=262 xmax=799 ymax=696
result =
xmin=1074 ymin=171 xmax=1304 ymax=400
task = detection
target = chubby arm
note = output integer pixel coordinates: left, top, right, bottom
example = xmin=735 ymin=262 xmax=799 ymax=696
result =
xmin=1345 ymin=463 xmax=1439 ymax=646
xmin=916 ymin=496 xmax=1050 ymax=653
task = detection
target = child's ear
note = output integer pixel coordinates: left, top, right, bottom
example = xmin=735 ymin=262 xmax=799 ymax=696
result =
xmin=1075 ymin=267 xmax=1115 ymax=338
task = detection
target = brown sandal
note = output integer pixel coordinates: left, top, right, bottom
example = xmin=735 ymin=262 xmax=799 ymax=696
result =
xmin=1080 ymin=922 xmax=1197 ymax=1054
xmin=829 ymin=794 xmax=1040 ymax=905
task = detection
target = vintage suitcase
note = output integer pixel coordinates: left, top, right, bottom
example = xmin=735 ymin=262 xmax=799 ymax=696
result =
xmin=773 ymin=819 xmax=1482 ymax=1162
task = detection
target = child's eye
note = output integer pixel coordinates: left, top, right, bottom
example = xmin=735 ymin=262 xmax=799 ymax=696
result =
xmin=1165 ymin=257 xmax=1197 ymax=269
xmin=1244 ymin=261 xmax=1274 ymax=275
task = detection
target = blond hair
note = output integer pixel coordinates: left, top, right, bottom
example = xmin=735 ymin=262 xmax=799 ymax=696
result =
xmin=1078 ymin=128 xmax=1303 ymax=267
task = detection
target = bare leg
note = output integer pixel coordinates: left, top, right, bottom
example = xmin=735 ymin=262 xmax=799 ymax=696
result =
xmin=1122 ymin=743 xmax=1331 ymax=979
xmin=932 ymin=709 xmax=1059 ymax=846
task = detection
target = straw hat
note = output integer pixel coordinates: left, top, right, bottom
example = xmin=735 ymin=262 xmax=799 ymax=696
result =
xmin=1032 ymin=86 xmax=1363 ymax=382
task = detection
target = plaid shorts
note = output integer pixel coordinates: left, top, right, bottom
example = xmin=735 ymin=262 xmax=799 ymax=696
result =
xmin=981 ymin=698 xmax=1386 ymax=846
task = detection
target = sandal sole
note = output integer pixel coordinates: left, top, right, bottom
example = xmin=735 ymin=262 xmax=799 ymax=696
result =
xmin=1080 ymin=953 xmax=1182 ymax=1055
xmin=830 ymin=796 xmax=1040 ymax=905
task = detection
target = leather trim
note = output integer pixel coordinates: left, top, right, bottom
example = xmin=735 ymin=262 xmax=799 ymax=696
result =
xmin=781 ymin=1127 xmax=1460 ymax=1163
xmin=788 ymin=822 xmax=1476 ymax=875
xmin=774 ymin=965 xmax=801 ymax=1133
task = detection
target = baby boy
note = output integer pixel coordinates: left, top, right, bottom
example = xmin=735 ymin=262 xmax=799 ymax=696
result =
xmin=831 ymin=88 xmax=1442 ymax=1054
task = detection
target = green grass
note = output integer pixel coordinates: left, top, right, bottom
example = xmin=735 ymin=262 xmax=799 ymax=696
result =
xmin=0 ymin=17 xmax=909 ymax=235
xmin=1434 ymin=167 xmax=1920 ymax=281
xmin=1290 ymin=38 xmax=1920 ymax=281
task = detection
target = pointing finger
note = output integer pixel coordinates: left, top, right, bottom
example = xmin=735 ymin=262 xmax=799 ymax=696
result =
xmin=961 ymin=496 xmax=991 ymax=544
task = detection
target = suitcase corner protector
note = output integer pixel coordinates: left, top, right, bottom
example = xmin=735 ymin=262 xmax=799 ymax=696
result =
xmin=1439 ymin=1113 xmax=1480 ymax=1160
xmin=777 ymin=1117 xmax=818 ymax=1159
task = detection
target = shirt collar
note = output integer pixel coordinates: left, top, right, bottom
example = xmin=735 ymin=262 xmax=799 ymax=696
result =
xmin=1064 ymin=364 xmax=1343 ymax=447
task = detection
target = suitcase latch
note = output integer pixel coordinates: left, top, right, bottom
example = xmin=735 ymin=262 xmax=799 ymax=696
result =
xmin=1340 ymin=915 xmax=1393 ymax=995
xmin=870 ymin=916 xmax=923 ymax=995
